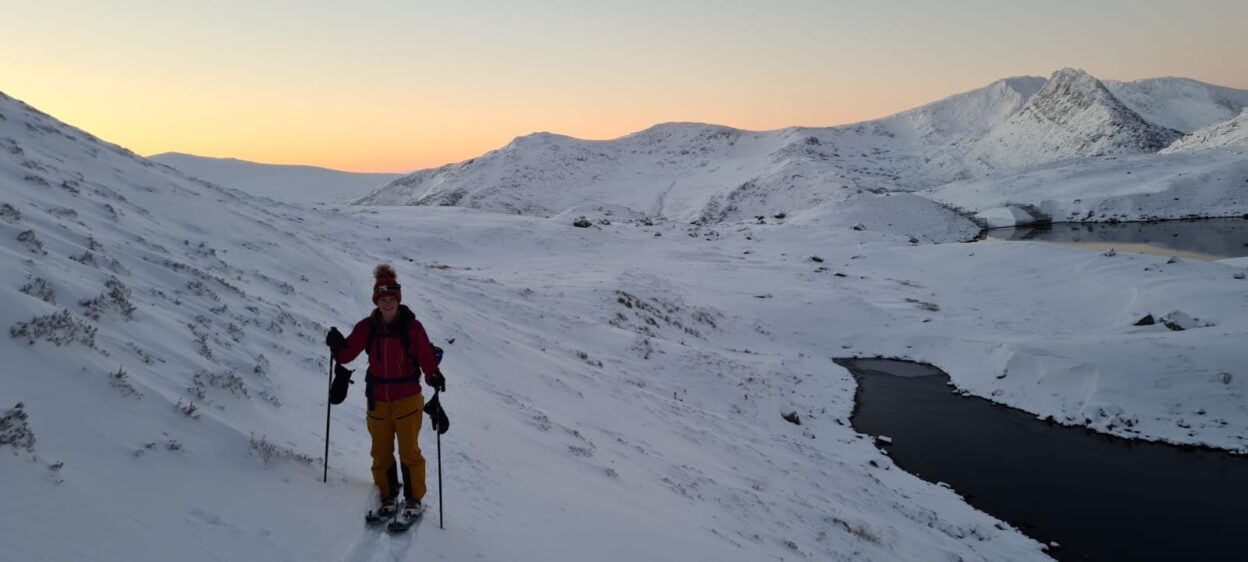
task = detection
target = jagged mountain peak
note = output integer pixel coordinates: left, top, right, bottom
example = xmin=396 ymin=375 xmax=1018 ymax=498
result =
xmin=969 ymin=68 xmax=1184 ymax=168
xmin=1026 ymin=67 xmax=1125 ymax=123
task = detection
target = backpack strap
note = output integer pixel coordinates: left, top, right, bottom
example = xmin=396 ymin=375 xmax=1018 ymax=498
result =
xmin=363 ymin=306 xmax=422 ymax=410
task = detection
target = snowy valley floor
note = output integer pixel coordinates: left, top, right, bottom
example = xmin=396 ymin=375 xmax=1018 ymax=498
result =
xmin=6 ymin=200 xmax=1248 ymax=562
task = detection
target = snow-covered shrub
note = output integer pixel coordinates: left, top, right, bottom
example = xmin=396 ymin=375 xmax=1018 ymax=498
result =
xmin=175 ymin=398 xmax=199 ymax=419
xmin=0 ymin=403 xmax=35 ymax=453
xmin=16 ymin=229 xmax=46 ymax=255
xmin=10 ymin=310 xmax=96 ymax=347
xmin=249 ymin=434 xmax=314 ymax=466
xmin=20 ymin=277 xmax=55 ymax=304
xmin=109 ymin=366 xmax=142 ymax=398
xmin=193 ymin=370 xmax=248 ymax=398
xmin=133 ymin=440 xmax=182 ymax=457
xmin=79 ymin=277 xmax=135 ymax=320
xmin=184 ymin=280 xmax=220 ymax=301
xmin=126 ymin=342 xmax=160 ymax=365
xmin=576 ymin=350 xmax=604 ymax=368
xmin=0 ymin=202 xmax=21 ymax=222
xmin=47 ymin=207 xmax=77 ymax=219
xmin=227 ymin=322 xmax=243 ymax=342
xmin=71 ymin=251 xmax=97 ymax=266
xmin=188 ymin=323 xmax=212 ymax=359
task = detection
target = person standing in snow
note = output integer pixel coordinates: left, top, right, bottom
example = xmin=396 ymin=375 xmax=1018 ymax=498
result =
xmin=325 ymin=264 xmax=447 ymax=521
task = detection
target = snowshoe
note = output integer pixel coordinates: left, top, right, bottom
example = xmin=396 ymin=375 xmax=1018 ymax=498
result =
xmin=387 ymin=500 xmax=423 ymax=533
xmin=365 ymin=497 xmax=398 ymax=525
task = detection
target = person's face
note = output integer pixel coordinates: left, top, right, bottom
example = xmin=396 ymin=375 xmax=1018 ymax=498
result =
xmin=377 ymin=295 xmax=399 ymax=313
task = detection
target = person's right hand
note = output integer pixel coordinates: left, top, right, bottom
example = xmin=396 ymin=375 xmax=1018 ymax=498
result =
xmin=326 ymin=327 xmax=346 ymax=351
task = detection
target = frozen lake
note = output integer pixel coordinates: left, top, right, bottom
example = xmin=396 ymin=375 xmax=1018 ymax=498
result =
xmin=984 ymin=218 xmax=1248 ymax=260
xmin=839 ymin=357 xmax=1248 ymax=562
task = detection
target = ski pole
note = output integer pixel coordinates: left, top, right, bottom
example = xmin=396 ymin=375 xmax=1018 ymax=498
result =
xmin=437 ymin=427 xmax=443 ymax=529
xmin=324 ymin=353 xmax=333 ymax=483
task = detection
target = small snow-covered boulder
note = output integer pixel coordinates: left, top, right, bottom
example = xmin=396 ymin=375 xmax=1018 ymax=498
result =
xmin=1159 ymin=310 xmax=1202 ymax=331
xmin=975 ymin=206 xmax=1037 ymax=228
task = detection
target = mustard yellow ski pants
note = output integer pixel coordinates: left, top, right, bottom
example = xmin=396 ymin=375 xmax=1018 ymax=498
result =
xmin=366 ymin=394 xmax=426 ymax=501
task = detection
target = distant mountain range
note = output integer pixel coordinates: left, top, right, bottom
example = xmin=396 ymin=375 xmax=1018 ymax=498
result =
xmin=354 ymin=68 xmax=1248 ymax=223
xmin=149 ymin=152 xmax=403 ymax=204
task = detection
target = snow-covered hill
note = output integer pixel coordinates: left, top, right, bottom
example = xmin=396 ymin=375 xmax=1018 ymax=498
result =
xmin=357 ymin=69 xmax=1246 ymax=223
xmin=150 ymin=152 xmax=403 ymax=205
xmin=1105 ymin=77 xmax=1248 ymax=133
xmin=928 ymin=146 xmax=1248 ymax=226
xmin=1161 ymin=108 xmax=1248 ymax=153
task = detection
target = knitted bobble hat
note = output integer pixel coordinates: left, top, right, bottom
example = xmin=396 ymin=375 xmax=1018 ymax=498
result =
xmin=373 ymin=264 xmax=402 ymax=304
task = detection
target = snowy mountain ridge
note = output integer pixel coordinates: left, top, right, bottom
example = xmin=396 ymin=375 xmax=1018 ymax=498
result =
xmin=355 ymin=69 xmax=1242 ymax=223
xmin=1104 ymin=76 xmax=1248 ymax=133
xmin=1161 ymin=108 xmax=1248 ymax=153
xmin=149 ymin=152 xmax=403 ymax=205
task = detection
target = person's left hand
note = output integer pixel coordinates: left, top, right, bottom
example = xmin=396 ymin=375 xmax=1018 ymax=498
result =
xmin=427 ymin=371 xmax=446 ymax=393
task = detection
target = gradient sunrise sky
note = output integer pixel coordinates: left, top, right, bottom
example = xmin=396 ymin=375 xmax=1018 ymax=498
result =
xmin=3 ymin=0 xmax=1246 ymax=172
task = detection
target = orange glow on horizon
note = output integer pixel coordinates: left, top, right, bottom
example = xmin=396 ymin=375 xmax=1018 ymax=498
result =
xmin=3 ymin=1 xmax=1245 ymax=173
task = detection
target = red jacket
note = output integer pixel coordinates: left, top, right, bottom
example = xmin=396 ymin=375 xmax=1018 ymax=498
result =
xmin=334 ymin=306 xmax=440 ymax=403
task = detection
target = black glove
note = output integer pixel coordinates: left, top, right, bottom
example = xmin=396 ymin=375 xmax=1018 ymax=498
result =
xmin=329 ymin=363 xmax=354 ymax=405
xmin=424 ymin=392 xmax=450 ymax=435
xmin=427 ymin=371 xmax=446 ymax=393
xmin=325 ymin=327 xmax=346 ymax=352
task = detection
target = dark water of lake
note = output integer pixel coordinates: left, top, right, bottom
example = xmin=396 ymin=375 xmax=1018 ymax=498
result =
xmin=985 ymin=218 xmax=1248 ymax=260
xmin=838 ymin=358 xmax=1248 ymax=562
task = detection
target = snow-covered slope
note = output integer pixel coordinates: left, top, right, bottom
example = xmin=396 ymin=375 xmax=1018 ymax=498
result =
xmin=1105 ymin=77 xmax=1248 ymax=133
xmin=1161 ymin=108 xmax=1248 ymax=153
xmin=356 ymin=123 xmax=895 ymax=223
xmin=150 ymin=152 xmax=402 ymax=204
xmin=968 ymin=68 xmax=1183 ymax=169
xmin=0 ymin=90 xmax=1048 ymax=562
xmin=928 ymin=146 xmax=1248 ymax=224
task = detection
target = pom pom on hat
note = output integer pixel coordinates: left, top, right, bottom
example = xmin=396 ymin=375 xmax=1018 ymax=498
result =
xmin=373 ymin=264 xmax=401 ymax=304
